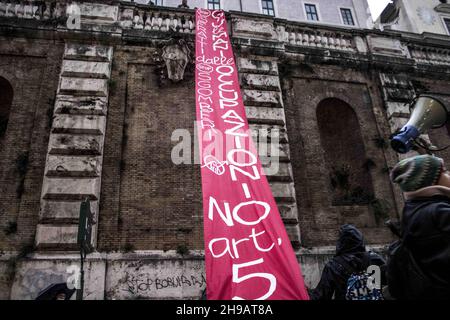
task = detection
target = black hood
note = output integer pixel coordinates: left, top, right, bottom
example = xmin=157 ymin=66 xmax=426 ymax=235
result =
xmin=335 ymin=224 xmax=366 ymax=256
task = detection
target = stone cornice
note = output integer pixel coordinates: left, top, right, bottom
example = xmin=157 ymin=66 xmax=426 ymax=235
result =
xmin=1 ymin=1 xmax=449 ymax=69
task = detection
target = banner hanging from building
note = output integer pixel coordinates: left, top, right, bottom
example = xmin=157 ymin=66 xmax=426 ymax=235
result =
xmin=195 ymin=8 xmax=309 ymax=300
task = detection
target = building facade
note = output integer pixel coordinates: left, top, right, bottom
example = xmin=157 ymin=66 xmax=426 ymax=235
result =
xmin=0 ymin=0 xmax=449 ymax=299
xmin=130 ymin=0 xmax=373 ymax=28
xmin=376 ymin=0 xmax=450 ymax=35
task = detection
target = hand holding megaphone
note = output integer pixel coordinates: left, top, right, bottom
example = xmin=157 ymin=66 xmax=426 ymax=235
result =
xmin=390 ymin=95 xmax=448 ymax=154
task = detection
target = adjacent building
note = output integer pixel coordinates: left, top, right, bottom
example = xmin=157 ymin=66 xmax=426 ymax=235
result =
xmin=376 ymin=0 xmax=450 ymax=35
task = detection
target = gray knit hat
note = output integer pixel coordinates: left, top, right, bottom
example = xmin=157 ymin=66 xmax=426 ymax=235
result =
xmin=390 ymin=155 xmax=444 ymax=192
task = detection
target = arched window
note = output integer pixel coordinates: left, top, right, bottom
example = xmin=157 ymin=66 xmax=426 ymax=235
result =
xmin=317 ymin=98 xmax=374 ymax=206
xmin=0 ymin=76 xmax=13 ymax=138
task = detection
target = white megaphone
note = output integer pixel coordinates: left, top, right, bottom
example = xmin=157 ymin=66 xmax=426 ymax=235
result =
xmin=391 ymin=95 xmax=448 ymax=154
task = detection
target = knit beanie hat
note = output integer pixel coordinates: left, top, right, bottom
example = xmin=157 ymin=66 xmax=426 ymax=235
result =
xmin=390 ymin=155 xmax=444 ymax=192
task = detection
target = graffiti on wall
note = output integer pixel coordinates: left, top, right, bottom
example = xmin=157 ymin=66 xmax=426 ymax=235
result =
xmin=123 ymin=272 xmax=206 ymax=295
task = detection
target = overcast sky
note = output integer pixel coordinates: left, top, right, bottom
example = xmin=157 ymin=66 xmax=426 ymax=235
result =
xmin=367 ymin=0 xmax=392 ymax=20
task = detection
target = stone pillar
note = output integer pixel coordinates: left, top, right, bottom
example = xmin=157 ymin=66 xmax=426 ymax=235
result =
xmin=231 ymin=14 xmax=303 ymax=248
xmin=237 ymin=56 xmax=302 ymax=248
xmin=379 ymin=73 xmax=426 ymax=160
xmin=35 ymin=44 xmax=114 ymax=250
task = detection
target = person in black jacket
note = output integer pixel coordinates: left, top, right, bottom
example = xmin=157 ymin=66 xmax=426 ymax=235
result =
xmin=309 ymin=224 xmax=386 ymax=300
xmin=388 ymin=154 xmax=450 ymax=299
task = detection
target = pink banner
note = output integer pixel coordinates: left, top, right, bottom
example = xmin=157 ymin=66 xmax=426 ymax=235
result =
xmin=195 ymin=8 xmax=309 ymax=300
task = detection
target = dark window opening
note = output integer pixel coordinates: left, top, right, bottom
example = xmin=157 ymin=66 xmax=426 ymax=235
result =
xmin=208 ymin=0 xmax=221 ymax=10
xmin=0 ymin=77 xmax=13 ymax=138
xmin=262 ymin=0 xmax=275 ymax=16
xmin=444 ymin=18 xmax=450 ymax=34
xmin=317 ymin=98 xmax=374 ymax=206
xmin=341 ymin=8 xmax=355 ymax=25
xmin=305 ymin=3 xmax=319 ymax=21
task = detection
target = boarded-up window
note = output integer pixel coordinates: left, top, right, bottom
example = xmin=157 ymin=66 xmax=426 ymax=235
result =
xmin=317 ymin=98 xmax=374 ymax=206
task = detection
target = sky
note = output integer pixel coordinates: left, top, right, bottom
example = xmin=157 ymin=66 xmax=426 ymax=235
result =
xmin=367 ymin=0 xmax=392 ymax=20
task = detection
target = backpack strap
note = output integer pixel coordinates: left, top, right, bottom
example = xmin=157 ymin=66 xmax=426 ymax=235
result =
xmin=335 ymin=252 xmax=371 ymax=277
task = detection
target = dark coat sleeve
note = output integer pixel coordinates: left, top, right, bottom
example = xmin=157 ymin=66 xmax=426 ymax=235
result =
xmin=432 ymin=203 xmax=450 ymax=233
xmin=386 ymin=242 xmax=404 ymax=299
xmin=309 ymin=262 xmax=337 ymax=300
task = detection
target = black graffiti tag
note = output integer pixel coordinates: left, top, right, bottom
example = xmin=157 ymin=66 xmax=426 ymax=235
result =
xmin=124 ymin=273 xmax=206 ymax=295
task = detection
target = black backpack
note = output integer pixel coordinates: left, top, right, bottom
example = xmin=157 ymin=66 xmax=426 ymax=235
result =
xmin=387 ymin=239 xmax=450 ymax=299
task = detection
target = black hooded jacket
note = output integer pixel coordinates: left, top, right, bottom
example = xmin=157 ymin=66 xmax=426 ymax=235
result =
xmin=387 ymin=195 xmax=450 ymax=299
xmin=309 ymin=225 xmax=386 ymax=300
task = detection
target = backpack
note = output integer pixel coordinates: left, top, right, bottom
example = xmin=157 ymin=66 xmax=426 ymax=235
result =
xmin=337 ymin=252 xmax=384 ymax=300
xmin=387 ymin=239 xmax=450 ymax=299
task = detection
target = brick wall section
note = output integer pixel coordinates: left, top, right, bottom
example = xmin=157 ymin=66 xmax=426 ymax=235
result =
xmin=0 ymin=38 xmax=63 ymax=251
xmin=282 ymin=64 xmax=397 ymax=247
xmin=98 ymin=46 xmax=203 ymax=251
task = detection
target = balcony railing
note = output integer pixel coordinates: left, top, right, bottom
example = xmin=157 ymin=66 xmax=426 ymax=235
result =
xmin=282 ymin=25 xmax=356 ymax=52
xmin=0 ymin=0 xmax=66 ymax=20
xmin=409 ymin=45 xmax=450 ymax=66
xmin=119 ymin=4 xmax=195 ymax=33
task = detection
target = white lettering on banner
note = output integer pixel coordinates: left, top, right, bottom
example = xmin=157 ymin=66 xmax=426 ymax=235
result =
xmin=195 ymin=8 xmax=309 ymax=300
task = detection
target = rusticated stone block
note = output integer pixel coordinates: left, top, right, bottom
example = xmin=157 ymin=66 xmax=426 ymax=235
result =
xmin=237 ymin=57 xmax=278 ymax=75
xmin=41 ymin=177 xmax=100 ymax=200
xmin=48 ymin=134 xmax=103 ymax=156
xmin=243 ymin=89 xmax=283 ymax=107
xmin=256 ymin=142 xmax=290 ymax=161
xmin=277 ymin=203 xmax=299 ymax=222
xmin=269 ymin=182 xmax=296 ymax=203
xmin=386 ymin=101 xmax=411 ymax=118
xmin=263 ymin=162 xmax=293 ymax=182
xmin=249 ymin=124 xmax=288 ymax=143
xmin=61 ymin=60 xmax=111 ymax=79
xmin=52 ymin=114 xmax=106 ymax=135
xmin=241 ymin=73 xmax=280 ymax=90
xmin=64 ymin=44 xmax=113 ymax=62
xmin=285 ymin=225 xmax=302 ymax=248
xmin=245 ymin=106 xmax=285 ymax=125
xmin=388 ymin=116 xmax=409 ymax=134
xmin=59 ymin=77 xmax=108 ymax=96
xmin=35 ymin=224 xmax=78 ymax=247
xmin=55 ymin=96 xmax=107 ymax=115
xmin=46 ymin=155 xmax=101 ymax=177
xmin=40 ymin=200 xmax=98 ymax=221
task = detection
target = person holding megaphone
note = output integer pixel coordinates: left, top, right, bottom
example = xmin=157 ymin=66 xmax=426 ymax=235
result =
xmin=386 ymin=155 xmax=450 ymax=299
xmin=386 ymin=95 xmax=450 ymax=299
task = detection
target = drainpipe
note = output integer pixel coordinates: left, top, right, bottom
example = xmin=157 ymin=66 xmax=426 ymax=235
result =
xmin=239 ymin=0 xmax=243 ymax=12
